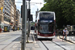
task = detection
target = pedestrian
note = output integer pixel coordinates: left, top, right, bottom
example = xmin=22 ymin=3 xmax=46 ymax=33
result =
xmin=63 ymin=28 xmax=68 ymax=40
xmin=0 ymin=28 xmax=2 ymax=33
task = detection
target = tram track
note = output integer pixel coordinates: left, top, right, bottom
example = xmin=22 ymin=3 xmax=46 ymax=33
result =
xmin=52 ymin=41 xmax=66 ymax=50
xmin=33 ymin=34 xmax=50 ymax=50
xmin=39 ymin=40 xmax=65 ymax=50
xmin=33 ymin=34 xmax=65 ymax=50
xmin=40 ymin=41 xmax=49 ymax=50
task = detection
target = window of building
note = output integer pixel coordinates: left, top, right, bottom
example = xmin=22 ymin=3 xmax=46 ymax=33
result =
xmin=4 ymin=17 xmax=10 ymax=22
xmin=0 ymin=10 xmax=2 ymax=14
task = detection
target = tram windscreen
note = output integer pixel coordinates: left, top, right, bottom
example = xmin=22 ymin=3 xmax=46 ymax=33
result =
xmin=39 ymin=13 xmax=54 ymax=20
xmin=39 ymin=23 xmax=54 ymax=33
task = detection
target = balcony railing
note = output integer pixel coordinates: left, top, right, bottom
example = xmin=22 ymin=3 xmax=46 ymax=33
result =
xmin=4 ymin=9 xmax=11 ymax=16
xmin=7 ymin=0 xmax=11 ymax=7
xmin=4 ymin=17 xmax=10 ymax=22
xmin=4 ymin=1 xmax=11 ymax=11
xmin=4 ymin=5 xmax=10 ymax=11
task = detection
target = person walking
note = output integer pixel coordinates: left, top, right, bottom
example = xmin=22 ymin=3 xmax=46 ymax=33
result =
xmin=63 ymin=28 xmax=68 ymax=40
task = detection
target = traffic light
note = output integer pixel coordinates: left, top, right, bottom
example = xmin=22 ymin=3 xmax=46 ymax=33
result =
xmin=27 ymin=9 xmax=30 ymax=18
xmin=27 ymin=9 xmax=33 ymax=21
xmin=21 ymin=8 xmax=33 ymax=21
xmin=21 ymin=5 xmax=23 ymax=18
xmin=29 ymin=14 xmax=33 ymax=21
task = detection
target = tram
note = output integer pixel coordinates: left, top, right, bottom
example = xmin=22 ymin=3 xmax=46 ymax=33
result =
xmin=35 ymin=11 xmax=56 ymax=40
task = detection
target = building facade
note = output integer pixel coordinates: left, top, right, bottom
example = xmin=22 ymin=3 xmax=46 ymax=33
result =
xmin=0 ymin=0 xmax=16 ymax=31
xmin=10 ymin=0 xmax=15 ymax=29
xmin=0 ymin=0 xmax=21 ymax=31
xmin=0 ymin=0 xmax=4 ymax=29
xmin=15 ymin=9 xmax=21 ymax=29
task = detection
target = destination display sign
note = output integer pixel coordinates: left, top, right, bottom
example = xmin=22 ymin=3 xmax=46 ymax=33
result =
xmin=39 ymin=13 xmax=54 ymax=20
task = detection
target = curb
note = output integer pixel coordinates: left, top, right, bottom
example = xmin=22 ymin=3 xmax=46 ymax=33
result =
xmin=26 ymin=34 xmax=34 ymax=43
xmin=0 ymin=30 xmax=20 ymax=34
xmin=59 ymin=36 xmax=75 ymax=44
xmin=66 ymin=39 xmax=75 ymax=44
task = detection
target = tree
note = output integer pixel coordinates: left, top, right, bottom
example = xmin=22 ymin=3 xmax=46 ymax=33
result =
xmin=40 ymin=0 xmax=75 ymax=28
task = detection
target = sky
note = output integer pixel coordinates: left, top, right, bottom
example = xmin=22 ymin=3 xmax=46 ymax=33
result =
xmin=15 ymin=0 xmax=44 ymax=22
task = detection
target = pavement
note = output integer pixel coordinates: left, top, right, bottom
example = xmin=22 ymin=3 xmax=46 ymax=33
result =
xmin=59 ymin=35 xmax=75 ymax=43
xmin=53 ymin=37 xmax=75 ymax=50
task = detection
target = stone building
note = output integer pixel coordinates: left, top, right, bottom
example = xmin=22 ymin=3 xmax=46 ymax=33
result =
xmin=0 ymin=0 xmax=16 ymax=31
xmin=15 ymin=9 xmax=20 ymax=28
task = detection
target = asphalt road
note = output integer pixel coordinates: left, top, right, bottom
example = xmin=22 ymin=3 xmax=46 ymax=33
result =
xmin=0 ymin=31 xmax=21 ymax=50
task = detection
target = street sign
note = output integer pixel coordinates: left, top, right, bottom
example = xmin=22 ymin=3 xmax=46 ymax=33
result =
xmin=29 ymin=14 xmax=33 ymax=21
